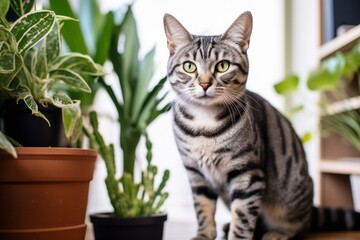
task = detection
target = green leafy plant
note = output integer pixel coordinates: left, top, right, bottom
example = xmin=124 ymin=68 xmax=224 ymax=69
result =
xmin=308 ymin=42 xmax=360 ymax=151
xmin=84 ymin=111 xmax=170 ymax=216
xmin=273 ymin=74 xmax=312 ymax=143
xmin=83 ymin=5 xmax=171 ymax=217
xmin=275 ymin=41 xmax=360 ymax=150
xmin=0 ymin=0 xmax=105 ymax=157
xmin=48 ymin=0 xmax=114 ymax=108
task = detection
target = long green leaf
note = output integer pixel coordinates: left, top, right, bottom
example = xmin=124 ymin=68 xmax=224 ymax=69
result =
xmin=94 ymin=11 xmax=114 ymax=65
xmin=114 ymin=6 xmax=139 ymax=118
xmin=48 ymin=0 xmax=88 ymax=54
xmin=137 ymin=76 xmax=168 ymax=127
xmin=10 ymin=0 xmax=35 ymax=17
xmin=0 ymin=0 xmax=10 ymax=16
xmin=79 ymin=0 xmax=102 ymax=56
xmin=10 ymin=10 xmax=56 ymax=54
xmin=131 ymin=47 xmax=155 ymax=122
xmin=49 ymin=68 xmax=91 ymax=93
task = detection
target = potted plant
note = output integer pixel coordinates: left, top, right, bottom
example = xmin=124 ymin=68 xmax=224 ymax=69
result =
xmin=82 ymin=5 xmax=171 ymax=240
xmin=0 ymin=0 xmax=105 ymax=151
xmin=0 ymin=1 xmax=105 ymax=239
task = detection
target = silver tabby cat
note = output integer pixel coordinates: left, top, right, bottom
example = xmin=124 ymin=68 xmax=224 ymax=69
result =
xmin=163 ymin=11 xmax=360 ymax=240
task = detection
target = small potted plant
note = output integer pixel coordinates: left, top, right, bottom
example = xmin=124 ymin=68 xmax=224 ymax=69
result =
xmin=82 ymin=5 xmax=171 ymax=240
xmin=0 ymin=1 xmax=105 ymax=239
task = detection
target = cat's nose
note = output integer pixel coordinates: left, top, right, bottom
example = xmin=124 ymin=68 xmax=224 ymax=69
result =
xmin=199 ymin=82 xmax=212 ymax=91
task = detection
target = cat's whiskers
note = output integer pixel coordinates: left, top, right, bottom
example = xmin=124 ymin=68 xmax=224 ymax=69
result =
xmin=223 ymin=89 xmax=255 ymax=138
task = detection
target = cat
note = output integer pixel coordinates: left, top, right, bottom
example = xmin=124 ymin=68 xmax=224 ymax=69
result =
xmin=163 ymin=11 xmax=360 ymax=240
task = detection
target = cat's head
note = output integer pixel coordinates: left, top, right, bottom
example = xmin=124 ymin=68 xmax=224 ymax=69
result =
xmin=163 ymin=12 xmax=252 ymax=107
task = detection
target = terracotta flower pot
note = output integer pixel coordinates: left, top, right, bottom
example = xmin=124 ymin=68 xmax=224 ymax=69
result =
xmin=90 ymin=212 xmax=167 ymax=240
xmin=0 ymin=147 xmax=97 ymax=240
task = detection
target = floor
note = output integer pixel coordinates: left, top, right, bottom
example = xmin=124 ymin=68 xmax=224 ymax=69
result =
xmin=86 ymin=221 xmax=360 ymax=240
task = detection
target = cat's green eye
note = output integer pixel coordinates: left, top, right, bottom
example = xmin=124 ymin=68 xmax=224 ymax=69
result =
xmin=183 ymin=61 xmax=197 ymax=73
xmin=216 ymin=60 xmax=230 ymax=73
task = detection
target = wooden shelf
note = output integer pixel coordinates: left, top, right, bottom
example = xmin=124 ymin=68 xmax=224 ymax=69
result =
xmin=318 ymin=24 xmax=360 ymax=60
xmin=323 ymin=96 xmax=360 ymax=115
xmin=320 ymin=159 xmax=360 ymax=175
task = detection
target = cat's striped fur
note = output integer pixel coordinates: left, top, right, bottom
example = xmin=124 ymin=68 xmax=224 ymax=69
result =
xmin=163 ymin=12 xmax=360 ymax=240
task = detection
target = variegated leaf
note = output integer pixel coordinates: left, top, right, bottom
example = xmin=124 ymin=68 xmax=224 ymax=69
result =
xmin=20 ymin=94 xmax=50 ymax=126
xmin=0 ymin=27 xmax=17 ymax=51
xmin=49 ymin=68 xmax=91 ymax=93
xmin=0 ymin=131 xmax=17 ymax=158
xmin=10 ymin=0 xmax=35 ymax=16
xmin=33 ymin=42 xmax=47 ymax=79
xmin=0 ymin=50 xmax=23 ymax=87
xmin=10 ymin=10 xmax=56 ymax=54
xmin=51 ymin=53 xmax=105 ymax=76
xmin=45 ymin=19 xmax=60 ymax=64
xmin=49 ymin=92 xmax=74 ymax=108
xmin=0 ymin=50 xmax=17 ymax=73
xmin=62 ymin=102 xmax=82 ymax=140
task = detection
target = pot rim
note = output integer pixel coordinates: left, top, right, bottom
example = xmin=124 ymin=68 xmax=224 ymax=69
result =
xmin=0 ymin=147 xmax=97 ymax=157
xmin=90 ymin=212 xmax=168 ymax=226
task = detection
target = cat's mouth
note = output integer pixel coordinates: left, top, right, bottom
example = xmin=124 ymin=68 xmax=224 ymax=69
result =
xmin=192 ymin=93 xmax=220 ymax=106
xmin=198 ymin=94 xmax=213 ymax=99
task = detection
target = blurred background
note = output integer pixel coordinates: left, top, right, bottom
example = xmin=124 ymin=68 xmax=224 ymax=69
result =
xmin=84 ymin=0 xmax=320 ymax=223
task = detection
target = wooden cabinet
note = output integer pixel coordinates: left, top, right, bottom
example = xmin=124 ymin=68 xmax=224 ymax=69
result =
xmin=317 ymin=23 xmax=360 ymax=209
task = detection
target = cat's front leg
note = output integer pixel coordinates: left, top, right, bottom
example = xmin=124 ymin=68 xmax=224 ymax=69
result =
xmin=186 ymin=166 xmax=218 ymax=240
xmin=191 ymin=193 xmax=217 ymax=240
xmin=227 ymin=169 xmax=265 ymax=240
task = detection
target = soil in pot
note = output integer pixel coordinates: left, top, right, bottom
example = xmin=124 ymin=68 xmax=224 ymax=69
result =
xmin=90 ymin=212 xmax=167 ymax=240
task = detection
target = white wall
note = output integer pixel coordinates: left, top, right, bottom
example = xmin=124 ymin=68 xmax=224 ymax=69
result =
xmin=285 ymin=0 xmax=320 ymax=204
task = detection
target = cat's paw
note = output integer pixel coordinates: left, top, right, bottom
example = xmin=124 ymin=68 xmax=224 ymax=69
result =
xmin=262 ymin=232 xmax=289 ymax=240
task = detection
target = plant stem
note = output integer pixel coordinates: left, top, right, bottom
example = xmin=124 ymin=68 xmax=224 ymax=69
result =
xmin=120 ymin=124 xmax=141 ymax=176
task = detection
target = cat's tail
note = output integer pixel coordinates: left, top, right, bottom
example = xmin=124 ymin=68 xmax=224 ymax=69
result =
xmin=310 ymin=206 xmax=360 ymax=232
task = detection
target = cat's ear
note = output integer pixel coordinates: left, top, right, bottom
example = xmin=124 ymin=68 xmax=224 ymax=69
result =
xmin=163 ymin=13 xmax=193 ymax=54
xmin=222 ymin=11 xmax=253 ymax=52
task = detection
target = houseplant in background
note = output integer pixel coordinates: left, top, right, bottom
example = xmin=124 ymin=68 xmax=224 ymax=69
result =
xmin=82 ymin=5 xmax=171 ymax=240
xmin=0 ymin=0 xmax=105 ymax=239
xmin=274 ymin=41 xmax=360 ymax=149
xmin=306 ymin=42 xmax=360 ymax=151
xmin=48 ymin=0 xmax=114 ymax=113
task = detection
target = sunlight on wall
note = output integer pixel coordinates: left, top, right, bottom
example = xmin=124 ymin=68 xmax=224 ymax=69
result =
xmin=88 ymin=0 xmax=287 ymax=223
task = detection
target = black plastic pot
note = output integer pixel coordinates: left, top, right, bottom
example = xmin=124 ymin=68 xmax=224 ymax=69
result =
xmin=1 ymin=100 xmax=63 ymax=147
xmin=90 ymin=212 xmax=167 ymax=240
